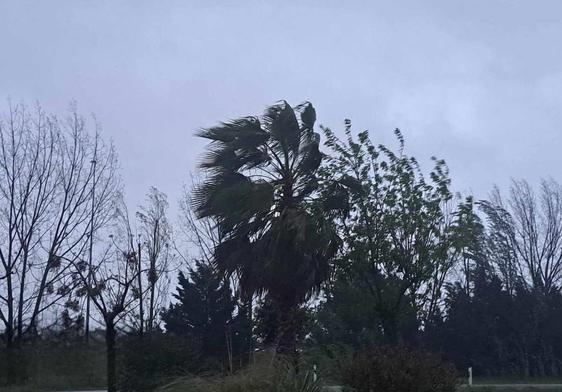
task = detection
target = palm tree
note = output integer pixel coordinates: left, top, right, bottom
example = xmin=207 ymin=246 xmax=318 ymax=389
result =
xmin=193 ymin=101 xmax=339 ymax=355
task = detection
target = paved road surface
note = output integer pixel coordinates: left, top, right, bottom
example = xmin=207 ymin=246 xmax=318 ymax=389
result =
xmin=57 ymin=386 xmax=562 ymax=392
xmin=459 ymin=385 xmax=562 ymax=389
xmin=323 ymin=385 xmax=562 ymax=391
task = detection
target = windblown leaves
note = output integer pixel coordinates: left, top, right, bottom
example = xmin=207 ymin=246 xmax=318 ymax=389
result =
xmin=318 ymin=123 xmax=455 ymax=340
xmin=194 ymin=100 xmax=338 ymax=308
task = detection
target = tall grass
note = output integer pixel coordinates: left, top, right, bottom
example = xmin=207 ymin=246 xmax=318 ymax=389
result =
xmin=159 ymin=358 xmax=323 ymax=392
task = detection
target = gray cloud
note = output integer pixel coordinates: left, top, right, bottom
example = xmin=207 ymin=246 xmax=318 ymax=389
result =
xmin=1 ymin=0 xmax=561 ymax=211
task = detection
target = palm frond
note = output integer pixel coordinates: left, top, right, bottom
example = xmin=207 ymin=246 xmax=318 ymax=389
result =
xmin=295 ymin=101 xmax=316 ymax=133
xmin=194 ymin=100 xmax=338 ymax=330
xmin=263 ymin=101 xmax=301 ymax=155
xmin=192 ymin=171 xmax=274 ymax=231
xmin=196 ymin=117 xmax=264 ymax=143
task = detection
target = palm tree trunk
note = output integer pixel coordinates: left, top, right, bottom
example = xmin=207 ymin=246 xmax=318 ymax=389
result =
xmin=275 ymin=302 xmax=298 ymax=358
xmin=246 ymin=297 xmax=253 ymax=365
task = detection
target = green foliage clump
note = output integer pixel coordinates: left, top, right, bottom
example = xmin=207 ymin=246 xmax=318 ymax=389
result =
xmin=159 ymin=359 xmax=322 ymax=392
xmin=118 ymin=334 xmax=199 ymax=392
xmin=319 ymin=124 xmax=455 ymax=343
xmin=343 ymin=345 xmax=457 ymax=392
xmin=299 ymin=343 xmax=354 ymax=386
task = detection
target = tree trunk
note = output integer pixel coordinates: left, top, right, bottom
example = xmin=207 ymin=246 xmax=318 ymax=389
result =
xmin=275 ymin=302 xmax=298 ymax=359
xmin=225 ymin=327 xmax=233 ymax=375
xmin=17 ymin=248 xmax=29 ymax=341
xmin=105 ymin=320 xmax=117 ymax=392
xmin=381 ymin=312 xmax=401 ymax=345
xmin=27 ymin=257 xmax=52 ymax=333
xmin=137 ymin=242 xmax=144 ymax=337
xmin=148 ymin=261 xmax=156 ymax=334
xmin=246 ymin=297 xmax=253 ymax=365
xmin=5 ymin=331 xmax=17 ymax=386
xmin=5 ymin=276 xmax=16 ymax=385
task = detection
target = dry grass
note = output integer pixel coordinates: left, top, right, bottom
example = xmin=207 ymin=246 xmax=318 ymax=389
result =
xmin=159 ymin=359 xmax=323 ymax=392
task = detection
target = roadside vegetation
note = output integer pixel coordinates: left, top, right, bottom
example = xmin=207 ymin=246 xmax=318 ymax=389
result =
xmin=1 ymin=100 xmax=562 ymax=391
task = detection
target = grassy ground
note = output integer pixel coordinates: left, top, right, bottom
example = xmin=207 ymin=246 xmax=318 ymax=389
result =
xmin=458 ymin=380 xmax=562 ymax=392
xmin=0 ymin=387 xmax=105 ymax=392
xmin=2 ymin=344 xmax=562 ymax=392
xmin=0 ymin=343 xmax=106 ymax=392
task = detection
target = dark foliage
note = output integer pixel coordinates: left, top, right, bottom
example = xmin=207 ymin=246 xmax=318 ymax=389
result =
xmin=193 ymin=101 xmax=340 ymax=355
xmin=118 ymin=333 xmax=198 ymax=392
xmin=343 ymin=345 xmax=457 ymax=392
xmin=0 ymin=341 xmax=105 ymax=389
xmin=424 ymin=267 xmax=562 ymax=378
xmin=8 ymin=100 xmax=562 ymax=390
xmin=313 ymin=275 xmax=418 ymax=349
xmin=254 ymin=296 xmax=313 ymax=347
xmin=161 ymin=261 xmax=250 ymax=366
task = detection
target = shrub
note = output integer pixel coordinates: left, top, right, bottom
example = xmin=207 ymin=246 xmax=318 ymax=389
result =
xmin=343 ymin=345 xmax=457 ymax=392
xmin=159 ymin=357 xmax=322 ymax=392
xmin=0 ymin=341 xmax=106 ymax=389
xmin=119 ymin=333 xmax=199 ymax=392
xmin=301 ymin=343 xmax=354 ymax=385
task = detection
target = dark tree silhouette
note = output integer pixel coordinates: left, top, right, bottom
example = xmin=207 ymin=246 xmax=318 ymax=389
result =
xmin=0 ymin=103 xmax=119 ymax=383
xmin=162 ymin=261 xmax=236 ymax=362
xmin=480 ymin=179 xmax=562 ymax=294
xmin=136 ymin=187 xmax=173 ymax=335
xmin=193 ymin=101 xmax=339 ymax=356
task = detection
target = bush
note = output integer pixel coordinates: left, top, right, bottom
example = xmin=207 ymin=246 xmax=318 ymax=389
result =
xmin=0 ymin=341 xmax=106 ymax=389
xmin=300 ymin=343 xmax=354 ymax=386
xmin=343 ymin=345 xmax=457 ymax=392
xmin=159 ymin=357 xmax=322 ymax=392
xmin=119 ymin=333 xmax=199 ymax=392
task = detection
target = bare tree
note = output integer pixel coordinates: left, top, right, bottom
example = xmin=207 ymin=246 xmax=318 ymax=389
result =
xmin=0 ymin=102 xmax=119 ymax=381
xmin=71 ymin=196 xmax=141 ymax=392
xmin=480 ymin=179 xmax=562 ymax=293
xmin=135 ymin=187 xmax=172 ymax=334
xmin=177 ymin=181 xmax=222 ymax=264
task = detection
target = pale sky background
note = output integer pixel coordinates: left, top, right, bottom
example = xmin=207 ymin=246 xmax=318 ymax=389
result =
xmin=1 ymin=1 xmax=562 ymax=215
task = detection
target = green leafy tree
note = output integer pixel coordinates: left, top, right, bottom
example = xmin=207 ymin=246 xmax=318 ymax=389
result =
xmin=449 ymin=196 xmax=488 ymax=296
xmin=193 ymin=101 xmax=339 ymax=355
xmin=319 ymin=122 xmax=453 ymax=342
xmin=313 ymin=276 xmax=387 ymax=348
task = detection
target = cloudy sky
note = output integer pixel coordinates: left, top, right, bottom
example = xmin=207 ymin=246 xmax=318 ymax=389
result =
xmin=2 ymin=1 xmax=561 ymax=213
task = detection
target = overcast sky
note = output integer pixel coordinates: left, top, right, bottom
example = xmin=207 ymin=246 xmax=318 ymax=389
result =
xmin=2 ymin=1 xmax=562 ymax=214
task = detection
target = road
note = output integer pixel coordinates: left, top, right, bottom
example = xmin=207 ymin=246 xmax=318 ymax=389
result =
xmin=459 ymin=385 xmax=562 ymax=390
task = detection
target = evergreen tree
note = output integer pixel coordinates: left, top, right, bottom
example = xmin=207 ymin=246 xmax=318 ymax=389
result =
xmin=162 ymin=261 xmax=237 ymax=361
